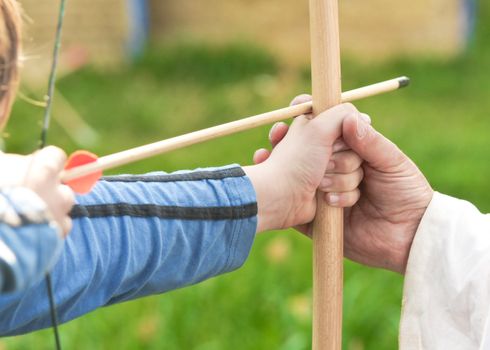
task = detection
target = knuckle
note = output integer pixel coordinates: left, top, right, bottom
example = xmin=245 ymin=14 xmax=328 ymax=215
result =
xmin=43 ymin=162 xmax=59 ymax=175
xmin=338 ymin=175 xmax=351 ymax=189
xmin=352 ymin=152 xmax=363 ymax=165
xmin=336 ymin=151 xmax=362 ymax=173
xmin=41 ymin=147 xmax=67 ymax=171
xmin=343 ymin=189 xmax=361 ymax=206
xmin=357 ymin=167 xmax=364 ymax=182
xmin=334 ymin=155 xmax=348 ymax=172
xmin=341 ymin=103 xmax=358 ymax=115
xmin=337 ymin=173 xmax=358 ymax=191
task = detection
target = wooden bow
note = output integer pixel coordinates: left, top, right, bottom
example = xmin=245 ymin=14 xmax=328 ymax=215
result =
xmin=309 ymin=0 xmax=343 ymax=348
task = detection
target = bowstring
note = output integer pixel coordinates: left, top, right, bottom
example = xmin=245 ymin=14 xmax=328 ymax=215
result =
xmin=40 ymin=1 xmax=68 ymax=350
xmin=40 ymin=0 xmax=67 ymax=148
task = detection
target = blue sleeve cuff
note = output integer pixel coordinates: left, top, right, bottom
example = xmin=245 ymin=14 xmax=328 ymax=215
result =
xmin=220 ymin=165 xmax=257 ymax=273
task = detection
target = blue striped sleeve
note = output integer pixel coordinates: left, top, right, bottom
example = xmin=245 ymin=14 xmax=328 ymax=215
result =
xmin=0 ymin=188 xmax=63 ymax=294
xmin=0 ymin=165 xmax=257 ymax=335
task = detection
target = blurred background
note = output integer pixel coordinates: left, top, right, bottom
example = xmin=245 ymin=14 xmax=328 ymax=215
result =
xmin=1 ymin=0 xmax=488 ymax=349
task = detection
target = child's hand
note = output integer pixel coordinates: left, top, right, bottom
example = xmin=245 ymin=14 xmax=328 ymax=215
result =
xmin=243 ymin=102 xmax=366 ymax=233
xmin=0 ymin=146 xmax=75 ymax=236
xmin=250 ymin=95 xmax=367 ymax=235
xmin=253 ymin=122 xmax=363 ymax=208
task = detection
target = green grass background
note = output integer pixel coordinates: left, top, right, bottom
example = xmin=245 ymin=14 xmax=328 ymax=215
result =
xmin=1 ymin=2 xmax=490 ymax=349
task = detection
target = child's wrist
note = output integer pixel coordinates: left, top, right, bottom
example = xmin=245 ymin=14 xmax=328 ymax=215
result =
xmin=243 ymin=164 xmax=288 ymax=233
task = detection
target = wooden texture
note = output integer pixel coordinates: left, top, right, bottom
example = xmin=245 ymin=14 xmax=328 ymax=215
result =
xmin=309 ymin=0 xmax=343 ymax=349
xmin=60 ymin=77 xmax=405 ymax=182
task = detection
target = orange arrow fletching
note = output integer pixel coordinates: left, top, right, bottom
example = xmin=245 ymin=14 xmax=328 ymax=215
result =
xmin=64 ymin=150 xmax=101 ymax=194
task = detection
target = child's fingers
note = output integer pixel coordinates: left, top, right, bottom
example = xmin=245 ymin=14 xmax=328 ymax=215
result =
xmin=324 ymin=189 xmax=361 ymax=208
xmin=326 ymin=150 xmax=363 ymax=174
xmin=289 ymin=94 xmax=312 ymax=107
xmin=35 ymin=146 xmax=67 ymax=173
xmin=319 ymin=167 xmax=364 ymax=192
xmin=59 ymin=217 xmax=73 ymax=238
xmin=309 ymin=103 xmax=361 ymax=143
xmin=267 ymin=109 xmax=365 ymax=151
xmin=54 ymin=185 xmax=75 ymax=237
xmin=25 ymin=147 xmax=67 ymax=190
xmin=360 ymin=113 xmax=371 ymax=124
xmin=269 ymin=122 xmax=289 ymax=148
xmin=253 ymin=148 xmax=271 ymax=164
xmin=59 ymin=184 xmax=75 ymax=211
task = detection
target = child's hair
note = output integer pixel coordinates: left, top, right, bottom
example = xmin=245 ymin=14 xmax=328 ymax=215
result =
xmin=0 ymin=0 xmax=21 ymax=126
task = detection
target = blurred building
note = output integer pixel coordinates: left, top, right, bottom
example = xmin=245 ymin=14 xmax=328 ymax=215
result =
xmin=150 ymin=0 xmax=477 ymax=66
xmin=19 ymin=0 xmax=147 ymax=82
xmin=19 ymin=0 xmax=476 ymax=76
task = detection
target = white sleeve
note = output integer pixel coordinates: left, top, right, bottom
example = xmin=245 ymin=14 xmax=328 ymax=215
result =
xmin=400 ymin=192 xmax=490 ymax=350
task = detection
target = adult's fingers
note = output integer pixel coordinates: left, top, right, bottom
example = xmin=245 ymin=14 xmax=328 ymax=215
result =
xmin=330 ymin=113 xmax=369 ymax=153
xmin=342 ymin=113 xmax=407 ymax=170
xmin=319 ymin=168 xmax=363 ymax=192
xmin=324 ymin=189 xmax=361 ymax=208
xmin=326 ymin=150 xmax=363 ymax=174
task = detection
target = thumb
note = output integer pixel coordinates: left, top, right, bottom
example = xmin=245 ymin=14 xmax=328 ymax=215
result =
xmin=309 ymin=103 xmax=360 ymax=144
xmin=342 ymin=114 xmax=406 ymax=169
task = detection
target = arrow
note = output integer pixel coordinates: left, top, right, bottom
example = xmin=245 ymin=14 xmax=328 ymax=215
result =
xmin=62 ymin=76 xmax=409 ymax=194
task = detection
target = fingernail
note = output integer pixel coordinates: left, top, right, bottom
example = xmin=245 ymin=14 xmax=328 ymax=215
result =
xmin=356 ymin=115 xmax=368 ymax=138
xmin=326 ymin=161 xmax=335 ymax=171
xmin=269 ymin=123 xmax=279 ymax=141
xmin=327 ymin=193 xmax=340 ymax=205
xmin=360 ymin=113 xmax=371 ymax=124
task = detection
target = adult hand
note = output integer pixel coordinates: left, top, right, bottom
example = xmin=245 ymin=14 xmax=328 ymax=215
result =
xmin=263 ymin=95 xmax=434 ymax=274
xmin=341 ymin=109 xmax=433 ymax=274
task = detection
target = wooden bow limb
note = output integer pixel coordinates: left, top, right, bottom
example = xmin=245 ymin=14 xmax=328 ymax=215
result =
xmin=60 ymin=77 xmax=408 ymax=183
xmin=309 ymin=0 xmax=342 ymax=348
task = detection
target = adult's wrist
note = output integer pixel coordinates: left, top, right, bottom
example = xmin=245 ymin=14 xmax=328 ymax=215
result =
xmin=396 ymin=190 xmax=434 ymax=274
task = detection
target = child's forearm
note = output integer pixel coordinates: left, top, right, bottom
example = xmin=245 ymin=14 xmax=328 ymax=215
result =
xmin=0 ymin=187 xmax=62 ymax=293
xmin=0 ymin=165 xmax=257 ymax=335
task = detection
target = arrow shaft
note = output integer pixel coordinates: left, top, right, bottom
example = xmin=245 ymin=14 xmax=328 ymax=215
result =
xmin=61 ymin=77 xmax=408 ymax=182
